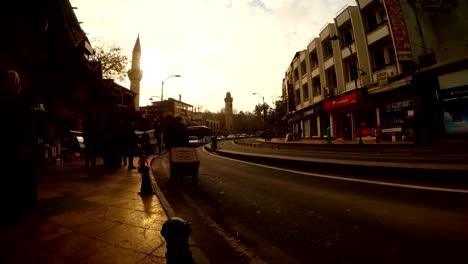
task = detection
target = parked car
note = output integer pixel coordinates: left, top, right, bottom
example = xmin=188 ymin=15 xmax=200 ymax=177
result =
xmin=189 ymin=136 xmax=201 ymax=147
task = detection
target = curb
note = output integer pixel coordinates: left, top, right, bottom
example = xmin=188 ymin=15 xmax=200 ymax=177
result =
xmin=149 ymin=154 xmax=210 ymax=264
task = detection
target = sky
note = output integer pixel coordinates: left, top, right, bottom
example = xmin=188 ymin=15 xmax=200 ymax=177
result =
xmin=71 ymin=0 xmax=356 ymax=113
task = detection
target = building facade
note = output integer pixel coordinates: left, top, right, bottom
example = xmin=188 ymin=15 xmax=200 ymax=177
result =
xmin=141 ymin=98 xmax=193 ymax=125
xmin=284 ymin=0 xmax=467 ymax=143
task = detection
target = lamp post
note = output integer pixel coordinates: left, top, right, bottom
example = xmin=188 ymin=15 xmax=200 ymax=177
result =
xmin=330 ymin=35 xmax=365 ymax=144
xmin=160 ymin=74 xmax=181 ymax=118
xmin=253 ymin=92 xmax=266 ymax=130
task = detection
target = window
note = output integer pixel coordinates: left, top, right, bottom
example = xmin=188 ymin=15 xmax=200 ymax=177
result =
xmin=379 ymin=9 xmax=388 ymax=23
xmin=323 ymin=40 xmax=333 ymax=58
xmin=344 ymin=58 xmax=356 ymax=82
xmin=342 ymin=29 xmax=354 ymax=46
xmin=309 ymin=51 xmax=319 ymax=69
xmin=300 ymin=60 xmax=307 ymax=76
xmin=365 ymin=11 xmax=378 ymax=32
xmin=312 ymin=77 xmax=321 ymax=96
xmin=387 ymin=46 xmax=396 ymax=65
xmin=302 ymin=83 xmax=309 ymax=100
xmin=295 ymin=89 xmax=301 ymax=105
xmin=372 ymin=48 xmax=386 ymax=70
xmin=293 ymin=69 xmax=299 ymax=82
xmin=371 ymin=45 xmax=396 ymax=71
xmin=364 ymin=3 xmax=388 ymax=33
xmin=326 ymin=68 xmax=337 ymax=89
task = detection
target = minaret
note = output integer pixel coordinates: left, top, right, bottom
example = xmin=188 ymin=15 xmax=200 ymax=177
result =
xmin=224 ymin=92 xmax=233 ymax=133
xmin=127 ymin=34 xmax=143 ymax=111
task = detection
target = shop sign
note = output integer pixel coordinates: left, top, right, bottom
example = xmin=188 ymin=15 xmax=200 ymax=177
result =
xmin=323 ymin=92 xmax=357 ymax=111
xmin=386 ymin=99 xmax=414 ymax=112
xmin=377 ymin=71 xmax=388 ymax=86
xmin=407 ymin=0 xmax=457 ymax=11
xmin=290 ymin=112 xmax=304 ymax=122
xmin=383 ymin=0 xmax=413 ymax=61
xmin=303 ymin=104 xmax=323 ymax=118
xmin=440 ymin=85 xmax=468 ymax=100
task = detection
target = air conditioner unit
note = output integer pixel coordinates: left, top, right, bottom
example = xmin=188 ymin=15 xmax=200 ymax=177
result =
xmin=324 ymin=87 xmax=331 ymax=98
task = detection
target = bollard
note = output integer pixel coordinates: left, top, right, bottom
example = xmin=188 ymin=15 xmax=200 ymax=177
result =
xmin=161 ymin=217 xmax=192 ymax=264
xmin=138 ymin=153 xmax=155 ymax=196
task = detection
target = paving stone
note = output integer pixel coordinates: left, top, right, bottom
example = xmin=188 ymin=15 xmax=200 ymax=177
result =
xmin=95 ymin=224 xmax=165 ymax=254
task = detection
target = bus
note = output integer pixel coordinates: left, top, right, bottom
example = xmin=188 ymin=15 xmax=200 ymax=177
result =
xmin=187 ymin=126 xmax=212 ymax=143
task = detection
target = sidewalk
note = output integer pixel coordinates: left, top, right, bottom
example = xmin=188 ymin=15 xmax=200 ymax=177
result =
xmin=0 ymin=159 xmax=169 ymax=264
xmin=270 ymin=137 xmax=410 ymax=144
xmin=268 ymin=136 xmax=468 ymax=146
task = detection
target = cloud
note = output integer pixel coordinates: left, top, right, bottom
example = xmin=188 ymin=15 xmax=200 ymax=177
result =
xmin=72 ymin=0 xmax=355 ymax=112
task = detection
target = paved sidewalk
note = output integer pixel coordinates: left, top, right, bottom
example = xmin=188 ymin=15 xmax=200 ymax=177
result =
xmin=0 ymin=159 xmax=169 ymax=264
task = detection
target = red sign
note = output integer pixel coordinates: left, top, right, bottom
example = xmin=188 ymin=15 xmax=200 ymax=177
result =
xmin=383 ymin=0 xmax=413 ymax=61
xmin=323 ymin=91 xmax=358 ymax=111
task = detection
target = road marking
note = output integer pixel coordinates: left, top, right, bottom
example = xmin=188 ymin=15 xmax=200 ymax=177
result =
xmin=202 ymin=148 xmax=468 ymax=194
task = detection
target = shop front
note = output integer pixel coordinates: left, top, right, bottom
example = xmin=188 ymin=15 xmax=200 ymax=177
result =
xmin=289 ymin=103 xmax=324 ymax=139
xmin=370 ymin=83 xmax=417 ymax=142
xmin=440 ymin=85 xmax=468 ymax=136
xmin=323 ymin=90 xmax=366 ymax=140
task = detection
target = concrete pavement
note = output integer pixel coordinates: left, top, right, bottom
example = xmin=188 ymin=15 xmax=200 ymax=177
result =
xmin=0 ymin=157 xmax=207 ymax=264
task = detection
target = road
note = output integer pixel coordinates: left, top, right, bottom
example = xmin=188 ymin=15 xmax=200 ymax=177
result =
xmin=153 ymin=146 xmax=468 ymax=264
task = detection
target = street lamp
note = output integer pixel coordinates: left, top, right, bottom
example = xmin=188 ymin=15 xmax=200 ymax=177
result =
xmin=330 ymin=35 xmax=366 ymax=144
xmin=149 ymin=95 xmax=161 ymax=101
xmin=253 ymin=92 xmax=266 ymax=130
xmin=160 ymin=74 xmax=181 ymax=118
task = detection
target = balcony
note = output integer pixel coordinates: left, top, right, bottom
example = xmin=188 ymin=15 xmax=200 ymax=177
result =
xmin=358 ymin=0 xmax=374 ymax=9
xmin=311 ymin=67 xmax=320 ymax=78
xmin=324 ymin=56 xmax=335 ymax=70
xmin=336 ymin=9 xmax=350 ymax=27
xmin=366 ymin=23 xmax=390 ymax=46
xmin=340 ymin=43 xmax=356 ymax=59
xmin=344 ymin=78 xmax=365 ymax=91
xmin=313 ymin=95 xmax=323 ymax=103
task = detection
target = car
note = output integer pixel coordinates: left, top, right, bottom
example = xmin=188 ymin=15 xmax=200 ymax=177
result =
xmin=189 ymin=136 xmax=200 ymax=147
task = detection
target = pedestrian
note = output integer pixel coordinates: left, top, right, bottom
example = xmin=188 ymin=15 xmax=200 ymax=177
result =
xmin=172 ymin=116 xmax=189 ymax=148
xmin=83 ymin=112 xmax=97 ymax=169
xmin=127 ymin=122 xmax=138 ymax=170
xmin=0 ymin=69 xmax=36 ymax=223
xmin=297 ymin=126 xmax=302 ymax=141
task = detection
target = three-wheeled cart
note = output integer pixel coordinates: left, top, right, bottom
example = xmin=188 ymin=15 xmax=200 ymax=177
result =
xmin=169 ymin=147 xmax=200 ymax=184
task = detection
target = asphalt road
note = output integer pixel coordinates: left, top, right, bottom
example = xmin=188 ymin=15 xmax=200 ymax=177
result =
xmin=153 ymin=146 xmax=468 ymax=264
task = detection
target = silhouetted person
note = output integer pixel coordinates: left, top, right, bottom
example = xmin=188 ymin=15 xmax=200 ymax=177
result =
xmin=0 ymin=69 xmax=36 ymax=223
xmin=164 ymin=116 xmax=189 ymax=149
xmin=297 ymin=126 xmax=302 ymax=141
xmin=127 ymin=122 xmax=138 ymax=170
xmin=83 ymin=112 xmax=97 ymax=169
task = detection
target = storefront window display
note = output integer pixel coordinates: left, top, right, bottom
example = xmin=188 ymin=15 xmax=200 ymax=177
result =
xmin=442 ymin=95 xmax=468 ymax=135
xmin=381 ymin=99 xmax=415 ymax=141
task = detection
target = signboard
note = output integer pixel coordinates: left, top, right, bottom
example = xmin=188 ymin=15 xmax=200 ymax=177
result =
xmin=377 ymin=71 xmax=388 ymax=86
xmin=439 ymin=85 xmax=468 ymax=100
xmin=407 ymin=0 xmax=457 ymax=11
xmin=303 ymin=103 xmax=323 ymax=118
xmin=383 ymin=0 xmax=413 ymax=61
xmin=323 ymin=91 xmax=357 ymax=111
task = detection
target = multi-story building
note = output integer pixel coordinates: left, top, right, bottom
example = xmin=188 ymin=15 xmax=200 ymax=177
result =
xmin=284 ymin=0 xmax=467 ymax=143
xmin=142 ymin=97 xmax=193 ymax=125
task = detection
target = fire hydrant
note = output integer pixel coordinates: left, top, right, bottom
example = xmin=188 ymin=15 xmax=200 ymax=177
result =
xmin=161 ymin=217 xmax=192 ymax=264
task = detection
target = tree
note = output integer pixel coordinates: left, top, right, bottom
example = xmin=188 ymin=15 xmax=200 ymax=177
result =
xmin=89 ymin=42 xmax=129 ymax=81
xmin=266 ymin=95 xmax=289 ymax=137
